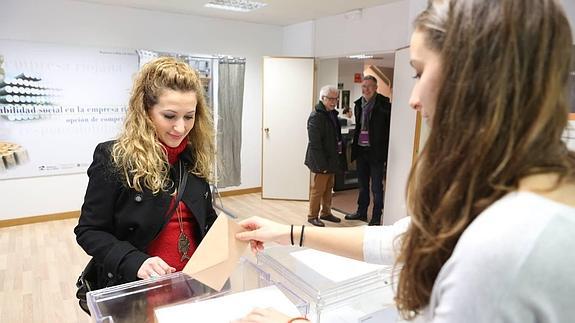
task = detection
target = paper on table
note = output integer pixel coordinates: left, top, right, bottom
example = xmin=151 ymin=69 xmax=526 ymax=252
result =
xmin=291 ymin=249 xmax=386 ymax=283
xmin=319 ymin=306 xmax=365 ymax=323
xmin=182 ymin=214 xmax=249 ymax=291
xmin=319 ymin=306 xmax=398 ymax=323
xmin=154 ymin=285 xmax=302 ymax=323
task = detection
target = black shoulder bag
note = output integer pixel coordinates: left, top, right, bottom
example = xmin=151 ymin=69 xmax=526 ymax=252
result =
xmin=75 ymin=258 xmax=99 ymax=314
xmin=75 ymin=161 xmax=189 ymax=315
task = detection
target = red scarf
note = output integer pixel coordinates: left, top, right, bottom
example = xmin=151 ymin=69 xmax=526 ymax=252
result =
xmin=161 ymin=139 xmax=188 ymax=165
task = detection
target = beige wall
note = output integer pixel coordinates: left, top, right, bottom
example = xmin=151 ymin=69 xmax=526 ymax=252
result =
xmin=363 ymin=64 xmax=393 ymax=99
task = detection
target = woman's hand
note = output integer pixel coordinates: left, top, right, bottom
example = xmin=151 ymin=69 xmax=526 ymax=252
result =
xmin=137 ymin=256 xmax=176 ymax=279
xmin=235 ymin=216 xmax=290 ymax=253
xmin=232 ymin=307 xmax=296 ymax=323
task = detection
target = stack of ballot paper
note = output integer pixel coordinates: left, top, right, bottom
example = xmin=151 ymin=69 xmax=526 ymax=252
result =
xmin=154 ymin=285 xmax=302 ymax=323
xmin=290 ymin=249 xmax=387 ymax=283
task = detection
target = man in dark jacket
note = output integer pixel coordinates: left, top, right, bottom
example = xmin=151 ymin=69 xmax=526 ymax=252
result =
xmin=345 ymin=75 xmax=392 ymax=226
xmin=304 ymin=85 xmax=344 ymax=227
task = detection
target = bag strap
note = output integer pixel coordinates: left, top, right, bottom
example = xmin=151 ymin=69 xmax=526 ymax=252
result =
xmin=166 ymin=160 xmax=188 ymax=218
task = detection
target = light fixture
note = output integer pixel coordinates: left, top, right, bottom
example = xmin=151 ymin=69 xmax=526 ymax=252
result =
xmin=204 ymin=0 xmax=267 ymax=12
xmin=347 ymin=54 xmax=374 ymax=59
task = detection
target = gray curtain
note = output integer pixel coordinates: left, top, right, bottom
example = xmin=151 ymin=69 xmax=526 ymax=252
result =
xmin=217 ymin=57 xmax=245 ymax=188
xmin=137 ymin=50 xmax=215 ymax=111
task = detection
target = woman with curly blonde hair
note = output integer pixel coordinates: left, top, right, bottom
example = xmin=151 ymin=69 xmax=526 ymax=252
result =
xmin=75 ymin=57 xmax=217 ymax=289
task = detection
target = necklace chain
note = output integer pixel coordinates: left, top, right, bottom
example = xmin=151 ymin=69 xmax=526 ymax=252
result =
xmin=176 ymin=161 xmax=191 ymax=262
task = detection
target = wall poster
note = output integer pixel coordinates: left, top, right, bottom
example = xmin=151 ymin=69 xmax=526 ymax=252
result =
xmin=0 ymin=39 xmax=139 ymax=179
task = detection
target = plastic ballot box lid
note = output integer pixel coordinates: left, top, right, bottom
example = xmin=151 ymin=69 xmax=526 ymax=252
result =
xmin=257 ymin=246 xmax=398 ymax=323
xmin=87 ymin=257 xmax=308 ymax=323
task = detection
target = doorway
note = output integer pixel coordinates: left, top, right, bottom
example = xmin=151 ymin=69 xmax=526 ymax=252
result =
xmin=328 ymin=53 xmax=396 ymax=219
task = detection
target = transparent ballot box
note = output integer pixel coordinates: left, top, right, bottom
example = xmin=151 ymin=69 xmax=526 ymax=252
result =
xmin=257 ymin=246 xmax=398 ymax=323
xmin=86 ymin=257 xmax=308 ymax=323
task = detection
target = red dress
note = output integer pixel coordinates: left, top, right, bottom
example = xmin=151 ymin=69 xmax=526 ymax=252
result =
xmin=147 ymin=140 xmax=199 ymax=271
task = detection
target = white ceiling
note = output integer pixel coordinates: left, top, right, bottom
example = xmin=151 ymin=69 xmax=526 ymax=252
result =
xmin=70 ymin=0 xmax=402 ymax=26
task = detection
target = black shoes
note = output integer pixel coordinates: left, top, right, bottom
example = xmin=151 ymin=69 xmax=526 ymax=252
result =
xmin=369 ymin=215 xmax=382 ymax=226
xmin=344 ymin=213 xmax=368 ymax=222
xmin=308 ymin=218 xmax=325 ymax=227
xmin=308 ymin=215 xmax=340 ymax=226
xmin=320 ymin=214 xmax=341 ymax=223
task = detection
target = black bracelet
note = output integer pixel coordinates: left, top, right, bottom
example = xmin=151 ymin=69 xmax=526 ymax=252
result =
xmin=299 ymin=225 xmax=305 ymax=247
xmin=290 ymin=224 xmax=294 ymax=246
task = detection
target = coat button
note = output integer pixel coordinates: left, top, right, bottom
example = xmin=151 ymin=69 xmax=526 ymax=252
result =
xmin=107 ymin=272 xmax=114 ymax=279
xmin=128 ymin=227 xmax=135 ymax=231
xmin=134 ymin=194 xmax=143 ymax=202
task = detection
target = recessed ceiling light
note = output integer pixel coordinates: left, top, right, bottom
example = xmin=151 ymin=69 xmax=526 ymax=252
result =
xmin=347 ymin=54 xmax=374 ymax=59
xmin=204 ymin=0 xmax=267 ymax=12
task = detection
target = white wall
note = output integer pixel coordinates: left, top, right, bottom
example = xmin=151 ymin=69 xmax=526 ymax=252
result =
xmin=563 ymin=0 xmax=575 ymax=44
xmin=408 ymin=0 xmax=428 ymax=36
xmin=282 ymin=21 xmax=314 ymax=57
xmin=0 ymin=0 xmax=283 ymax=220
xmin=383 ymin=47 xmax=416 ymax=225
xmin=338 ymin=61 xmax=364 ymax=106
xmin=314 ymin=1 xmax=410 ymax=58
xmin=316 ymin=58 xmax=339 ymax=99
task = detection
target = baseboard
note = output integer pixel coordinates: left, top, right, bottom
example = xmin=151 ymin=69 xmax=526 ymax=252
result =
xmin=0 ymin=211 xmax=80 ymax=228
xmin=217 ymin=187 xmax=261 ymax=197
xmin=0 ymin=188 xmax=262 ymax=228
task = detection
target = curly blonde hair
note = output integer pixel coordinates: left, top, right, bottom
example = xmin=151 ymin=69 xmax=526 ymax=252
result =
xmin=112 ymin=57 xmax=215 ymax=193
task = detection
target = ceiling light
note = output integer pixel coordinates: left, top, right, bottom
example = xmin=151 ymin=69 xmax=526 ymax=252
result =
xmin=204 ymin=0 xmax=267 ymax=12
xmin=347 ymin=54 xmax=373 ymax=59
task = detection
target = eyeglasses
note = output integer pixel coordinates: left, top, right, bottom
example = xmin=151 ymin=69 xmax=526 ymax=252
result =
xmin=323 ymin=96 xmax=339 ymax=101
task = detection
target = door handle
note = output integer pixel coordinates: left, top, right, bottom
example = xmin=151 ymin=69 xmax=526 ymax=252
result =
xmin=264 ymin=127 xmax=270 ymax=134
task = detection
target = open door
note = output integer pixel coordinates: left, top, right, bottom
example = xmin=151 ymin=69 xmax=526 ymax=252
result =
xmin=262 ymin=57 xmax=314 ymax=200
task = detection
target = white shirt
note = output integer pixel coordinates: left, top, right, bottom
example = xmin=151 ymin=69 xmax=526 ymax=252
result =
xmin=363 ymin=191 xmax=575 ymax=322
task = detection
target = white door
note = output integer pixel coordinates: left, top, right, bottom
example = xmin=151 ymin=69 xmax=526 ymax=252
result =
xmin=262 ymin=57 xmax=314 ymax=200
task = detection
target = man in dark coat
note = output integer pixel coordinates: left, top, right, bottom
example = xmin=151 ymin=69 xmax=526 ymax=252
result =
xmin=345 ymin=75 xmax=392 ymax=226
xmin=304 ymin=85 xmax=344 ymax=227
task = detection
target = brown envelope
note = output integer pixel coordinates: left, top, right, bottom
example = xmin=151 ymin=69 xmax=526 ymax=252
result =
xmin=182 ymin=214 xmax=248 ymax=291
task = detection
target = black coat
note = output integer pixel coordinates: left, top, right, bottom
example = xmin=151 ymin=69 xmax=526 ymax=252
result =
xmin=351 ymin=93 xmax=392 ymax=164
xmin=74 ymin=141 xmax=217 ymax=287
xmin=304 ymin=102 xmax=343 ymax=174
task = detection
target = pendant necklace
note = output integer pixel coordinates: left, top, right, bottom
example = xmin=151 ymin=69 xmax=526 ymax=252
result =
xmin=176 ymin=161 xmax=191 ymax=262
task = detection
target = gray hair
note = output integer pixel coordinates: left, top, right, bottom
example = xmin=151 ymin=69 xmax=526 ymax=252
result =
xmin=363 ymin=75 xmax=377 ymax=84
xmin=319 ymin=85 xmax=339 ymax=100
